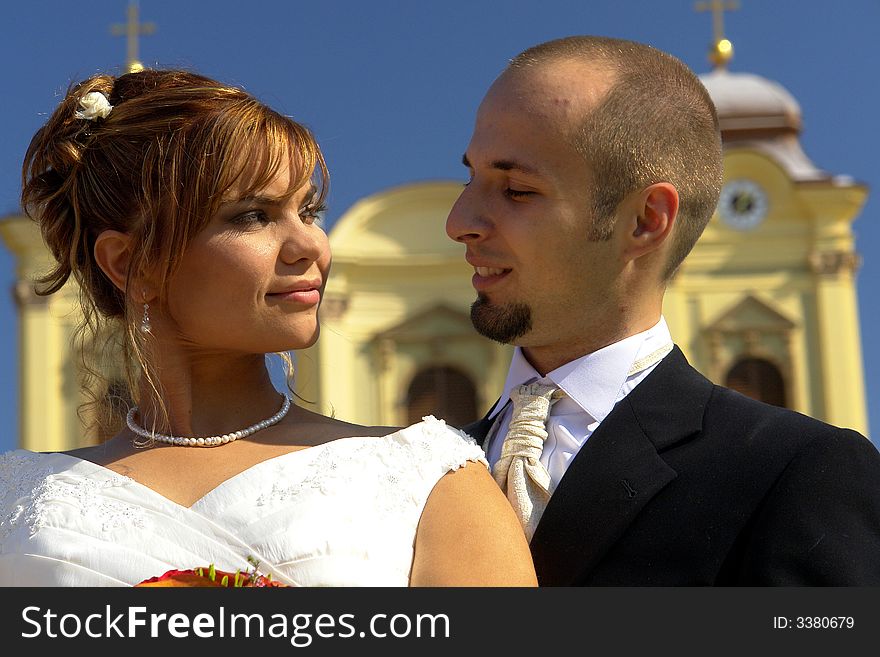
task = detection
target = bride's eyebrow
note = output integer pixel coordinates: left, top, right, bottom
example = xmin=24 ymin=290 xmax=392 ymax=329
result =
xmin=220 ymin=194 xmax=283 ymax=208
xmin=220 ymin=183 xmax=318 ymax=209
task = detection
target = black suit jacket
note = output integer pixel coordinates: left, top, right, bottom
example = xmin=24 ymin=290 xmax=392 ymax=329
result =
xmin=465 ymin=347 xmax=880 ymax=585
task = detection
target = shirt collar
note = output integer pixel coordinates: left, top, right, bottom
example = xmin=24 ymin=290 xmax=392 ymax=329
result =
xmin=489 ymin=316 xmax=672 ymax=423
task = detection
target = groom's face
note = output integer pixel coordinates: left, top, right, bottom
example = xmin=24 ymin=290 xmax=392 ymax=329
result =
xmin=446 ymin=63 xmax=621 ymax=362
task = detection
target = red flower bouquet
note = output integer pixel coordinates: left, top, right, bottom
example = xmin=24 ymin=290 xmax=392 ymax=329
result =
xmin=136 ymin=560 xmax=288 ymax=587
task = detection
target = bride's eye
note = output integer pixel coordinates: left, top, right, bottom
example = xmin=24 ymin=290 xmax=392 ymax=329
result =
xmin=230 ymin=209 xmax=271 ymax=227
xmin=300 ymin=202 xmax=327 ymax=226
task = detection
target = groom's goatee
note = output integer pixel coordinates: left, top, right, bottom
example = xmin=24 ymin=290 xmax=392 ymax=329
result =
xmin=470 ymin=295 xmax=532 ymax=344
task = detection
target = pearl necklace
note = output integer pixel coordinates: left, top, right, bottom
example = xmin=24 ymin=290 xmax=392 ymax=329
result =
xmin=126 ymin=394 xmax=291 ymax=447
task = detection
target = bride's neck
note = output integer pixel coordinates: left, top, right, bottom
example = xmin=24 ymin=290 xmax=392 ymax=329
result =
xmin=136 ymin=352 xmax=284 ymax=437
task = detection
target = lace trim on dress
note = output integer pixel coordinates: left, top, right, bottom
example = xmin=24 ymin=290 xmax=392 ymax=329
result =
xmin=0 ymin=451 xmax=49 ymax=543
xmin=254 ymin=416 xmax=487 ymax=519
xmin=0 ymin=451 xmax=146 ymax=546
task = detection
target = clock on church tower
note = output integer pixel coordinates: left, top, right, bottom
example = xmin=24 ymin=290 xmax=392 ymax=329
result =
xmin=717 ymin=178 xmax=769 ymax=230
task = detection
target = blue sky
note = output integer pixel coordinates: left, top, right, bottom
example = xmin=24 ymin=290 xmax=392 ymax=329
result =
xmin=1 ymin=0 xmax=878 ymax=452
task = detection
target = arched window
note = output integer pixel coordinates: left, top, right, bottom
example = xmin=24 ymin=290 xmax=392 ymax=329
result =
xmin=725 ymin=357 xmax=787 ymax=408
xmin=405 ymin=366 xmax=478 ymax=428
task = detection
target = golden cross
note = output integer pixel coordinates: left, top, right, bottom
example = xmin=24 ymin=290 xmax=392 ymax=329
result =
xmin=110 ymin=1 xmax=156 ymax=73
xmin=695 ymin=0 xmax=740 ymax=68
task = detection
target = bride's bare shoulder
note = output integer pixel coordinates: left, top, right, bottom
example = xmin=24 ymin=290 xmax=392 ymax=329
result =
xmin=289 ymin=405 xmax=399 ymax=441
xmin=60 ymin=439 xmax=127 ymax=465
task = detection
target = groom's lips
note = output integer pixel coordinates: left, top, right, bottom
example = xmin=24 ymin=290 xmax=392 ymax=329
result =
xmin=471 ymin=265 xmax=512 ymax=291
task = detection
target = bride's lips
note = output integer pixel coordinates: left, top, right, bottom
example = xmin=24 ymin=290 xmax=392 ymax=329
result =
xmin=471 ymin=265 xmax=511 ymax=291
xmin=267 ymin=280 xmax=322 ymax=305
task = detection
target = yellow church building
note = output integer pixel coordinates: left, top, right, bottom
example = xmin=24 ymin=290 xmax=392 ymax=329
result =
xmin=0 ymin=46 xmax=870 ymax=451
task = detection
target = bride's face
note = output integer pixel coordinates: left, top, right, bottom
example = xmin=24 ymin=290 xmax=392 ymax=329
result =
xmin=160 ymin=157 xmax=331 ymax=357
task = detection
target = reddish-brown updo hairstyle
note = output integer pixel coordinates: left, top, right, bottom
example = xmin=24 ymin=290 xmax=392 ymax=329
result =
xmin=21 ymin=69 xmax=328 ymax=440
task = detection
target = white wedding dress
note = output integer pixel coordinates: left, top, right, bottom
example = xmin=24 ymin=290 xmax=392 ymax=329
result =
xmin=0 ymin=416 xmax=486 ymax=586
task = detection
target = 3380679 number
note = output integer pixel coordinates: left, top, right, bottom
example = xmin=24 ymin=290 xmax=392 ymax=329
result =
xmin=774 ymin=617 xmax=854 ymax=629
xmin=798 ymin=617 xmax=854 ymax=629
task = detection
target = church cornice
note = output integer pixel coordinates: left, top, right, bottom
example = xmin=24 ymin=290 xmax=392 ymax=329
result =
xmin=809 ymin=250 xmax=862 ymax=277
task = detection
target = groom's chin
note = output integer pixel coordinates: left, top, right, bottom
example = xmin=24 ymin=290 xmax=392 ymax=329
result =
xmin=470 ymin=295 xmax=532 ymax=344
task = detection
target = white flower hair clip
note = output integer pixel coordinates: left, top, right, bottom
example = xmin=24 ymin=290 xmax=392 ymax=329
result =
xmin=75 ymin=91 xmax=113 ymax=121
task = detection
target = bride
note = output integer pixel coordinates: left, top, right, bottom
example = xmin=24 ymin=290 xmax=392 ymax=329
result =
xmin=0 ymin=69 xmax=536 ymax=586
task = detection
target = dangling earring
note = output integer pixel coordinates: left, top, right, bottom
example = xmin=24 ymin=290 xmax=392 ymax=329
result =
xmin=141 ymin=301 xmax=152 ymax=334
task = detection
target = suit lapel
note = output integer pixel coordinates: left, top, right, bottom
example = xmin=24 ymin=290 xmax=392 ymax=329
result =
xmin=462 ymin=406 xmax=499 ymax=448
xmin=529 ymin=347 xmax=712 ymax=585
xmin=529 ymin=400 xmax=676 ymax=585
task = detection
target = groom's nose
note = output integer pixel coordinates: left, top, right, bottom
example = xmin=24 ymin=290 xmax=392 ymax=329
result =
xmin=446 ymin=184 xmax=490 ymax=244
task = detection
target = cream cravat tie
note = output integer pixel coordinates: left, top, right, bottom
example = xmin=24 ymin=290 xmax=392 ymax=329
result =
xmin=493 ymin=382 xmax=565 ymax=541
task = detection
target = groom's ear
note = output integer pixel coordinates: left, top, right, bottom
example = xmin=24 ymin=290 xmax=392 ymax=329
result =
xmin=620 ymin=182 xmax=678 ymax=261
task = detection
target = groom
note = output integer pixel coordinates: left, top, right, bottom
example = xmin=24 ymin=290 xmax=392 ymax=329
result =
xmin=446 ymin=35 xmax=880 ymax=585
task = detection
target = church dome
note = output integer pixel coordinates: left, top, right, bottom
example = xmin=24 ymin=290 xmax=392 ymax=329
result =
xmin=699 ymin=69 xmax=802 ymax=138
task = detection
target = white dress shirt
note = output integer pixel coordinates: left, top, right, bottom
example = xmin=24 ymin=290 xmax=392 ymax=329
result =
xmin=484 ymin=317 xmax=674 ymax=490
